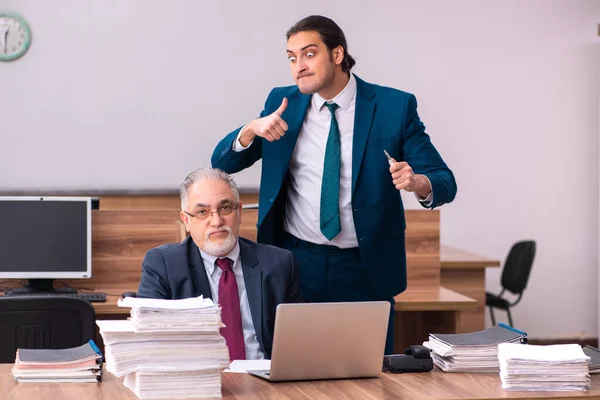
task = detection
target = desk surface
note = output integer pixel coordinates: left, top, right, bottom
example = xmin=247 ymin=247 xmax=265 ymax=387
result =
xmin=87 ymin=286 xmax=478 ymax=316
xmin=394 ymin=286 xmax=477 ymax=311
xmin=2 ymin=364 xmax=599 ymax=400
xmin=441 ymin=245 xmax=501 ymax=269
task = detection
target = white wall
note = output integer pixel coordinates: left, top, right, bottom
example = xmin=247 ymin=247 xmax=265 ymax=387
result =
xmin=2 ymin=0 xmax=599 ymax=338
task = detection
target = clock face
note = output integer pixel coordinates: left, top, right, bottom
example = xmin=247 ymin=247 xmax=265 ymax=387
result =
xmin=0 ymin=12 xmax=32 ymax=61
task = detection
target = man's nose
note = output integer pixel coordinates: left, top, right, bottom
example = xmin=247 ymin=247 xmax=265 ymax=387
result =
xmin=295 ymin=60 xmax=307 ymax=75
xmin=209 ymin=211 xmax=223 ymax=226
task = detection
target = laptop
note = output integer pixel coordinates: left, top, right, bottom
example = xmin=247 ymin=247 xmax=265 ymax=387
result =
xmin=248 ymin=301 xmax=390 ymax=382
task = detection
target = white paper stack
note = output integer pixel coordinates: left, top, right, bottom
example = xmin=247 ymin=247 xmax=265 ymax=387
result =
xmin=97 ymin=296 xmax=230 ymax=399
xmin=123 ymin=369 xmax=223 ymax=399
xmin=498 ymin=343 xmax=591 ymax=391
xmin=423 ymin=325 xmax=525 ymax=372
xmin=121 ymin=296 xmax=223 ymax=333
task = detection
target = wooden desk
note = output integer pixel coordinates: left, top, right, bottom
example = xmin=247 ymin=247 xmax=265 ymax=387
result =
xmin=440 ymin=245 xmax=501 ymax=333
xmin=2 ymin=364 xmax=599 ymax=400
xmin=441 ymin=245 xmax=501 ymax=269
xmin=91 ymin=286 xmax=476 ymax=315
xmin=393 ymin=287 xmax=476 ymax=352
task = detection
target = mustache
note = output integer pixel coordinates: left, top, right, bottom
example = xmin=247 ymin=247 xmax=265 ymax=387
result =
xmin=205 ymin=226 xmax=233 ymax=241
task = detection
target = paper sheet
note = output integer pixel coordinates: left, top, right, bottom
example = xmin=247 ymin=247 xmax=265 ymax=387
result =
xmin=118 ymin=295 xmax=215 ymax=310
xmin=223 ymin=359 xmax=271 ymax=373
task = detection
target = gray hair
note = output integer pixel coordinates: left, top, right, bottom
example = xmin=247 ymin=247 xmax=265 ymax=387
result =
xmin=179 ymin=167 xmax=240 ymax=210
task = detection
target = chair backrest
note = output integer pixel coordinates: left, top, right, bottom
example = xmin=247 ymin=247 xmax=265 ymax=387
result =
xmin=0 ymin=297 xmax=96 ymax=363
xmin=501 ymin=240 xmax=536 ymax=295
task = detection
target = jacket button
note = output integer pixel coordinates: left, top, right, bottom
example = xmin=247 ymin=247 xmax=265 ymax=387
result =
xmin=269 ymin=198 xmax=274 ymax=203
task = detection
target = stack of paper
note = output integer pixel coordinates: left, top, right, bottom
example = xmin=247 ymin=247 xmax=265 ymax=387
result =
xmin=97 ymin=296 xmax=230 ymax=399
xmin=11 ymin=341 xmax=103 ymax=383
xmin=423 ymin=324 xmax=525 ymax=372
xmin=498 ymin=343 xmax=591 ymax=391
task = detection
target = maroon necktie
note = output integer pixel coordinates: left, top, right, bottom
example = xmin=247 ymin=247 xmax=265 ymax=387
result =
xmin=216 ymin=257 xmax=246 ymax=361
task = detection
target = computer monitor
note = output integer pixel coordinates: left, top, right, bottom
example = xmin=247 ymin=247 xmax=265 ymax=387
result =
xmin=0 ymin=196 xmax=92 ymax=295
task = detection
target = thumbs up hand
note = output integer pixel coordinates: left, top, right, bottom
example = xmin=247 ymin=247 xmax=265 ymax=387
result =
xmin=239 ymin=98 xmax=289 ymax=146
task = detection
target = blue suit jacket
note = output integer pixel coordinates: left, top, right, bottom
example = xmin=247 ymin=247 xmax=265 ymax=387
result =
xmin=137 ymin=236 xmax=303 ymax=358
xmin=212 ymin=75 xmax=457 ymax=299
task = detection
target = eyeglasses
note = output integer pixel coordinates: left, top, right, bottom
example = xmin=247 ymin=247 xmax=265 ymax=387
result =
xmin=183 ymin=204 xmax=238 ymax=220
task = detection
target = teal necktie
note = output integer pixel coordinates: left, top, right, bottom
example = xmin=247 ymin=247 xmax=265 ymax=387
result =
xmin=320 ymin=102 xmax=341 ymax=241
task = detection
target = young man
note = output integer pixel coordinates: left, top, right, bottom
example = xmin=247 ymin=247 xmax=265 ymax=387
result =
xmin=212 ymin=16 xmax=457 ymax=354
xmin=137 ymin=167 xmax=303 ymax=360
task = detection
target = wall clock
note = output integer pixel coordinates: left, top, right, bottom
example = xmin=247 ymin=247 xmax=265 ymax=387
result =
xmin=0 ymin=12 xmax=32 ymax=61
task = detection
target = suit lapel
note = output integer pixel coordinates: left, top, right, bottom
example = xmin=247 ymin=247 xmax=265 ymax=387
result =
xmin=187 ymin=238 xmax=213 ymax=300
xmin=352 ymin=75 xmax=376 ymax=195
xmin=238 ymin=238 xmax=264 ymax=353
xmin=281 ymin=92 xmax=311 ymax=180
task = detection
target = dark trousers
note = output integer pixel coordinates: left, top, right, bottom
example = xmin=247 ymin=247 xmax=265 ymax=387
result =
xmin=282 ymin=232 xmax=395 ymax=355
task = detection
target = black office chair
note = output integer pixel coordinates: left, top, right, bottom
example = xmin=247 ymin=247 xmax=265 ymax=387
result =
xmin=0 ymin=296 xmax=95 ymax=363
xmin=486 ymin=240 xmax=536 ymax=327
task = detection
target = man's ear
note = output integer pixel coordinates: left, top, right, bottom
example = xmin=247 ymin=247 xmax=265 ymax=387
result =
xmin=180 ymin=211 xmax=190 ymax=232
xmin=333 ymin=45 xmax=344 ymax=65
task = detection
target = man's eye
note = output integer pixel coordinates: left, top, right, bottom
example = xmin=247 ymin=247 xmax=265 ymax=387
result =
xmin=221 ymin=205 xmax=232 ymax=212
xmin=288 ymin=56 xmax=296 ymax=63
xmin=197 ymin=210 xmax=208 ymax=216
xmin=306 ymin=52 xmax=315 ymax=58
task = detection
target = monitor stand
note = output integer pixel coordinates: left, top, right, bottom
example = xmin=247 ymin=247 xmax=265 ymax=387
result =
xmin=5 ymin=279 xmax=77 ymax=295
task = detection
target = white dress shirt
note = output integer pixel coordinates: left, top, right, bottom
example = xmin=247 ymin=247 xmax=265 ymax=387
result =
xmin=199 ymin=242 xmax=265 ymax=360
xmin=283 ymin=74 xmax=359 ymax=248
xmin=234 ymin=74 xmax=432 ymax=248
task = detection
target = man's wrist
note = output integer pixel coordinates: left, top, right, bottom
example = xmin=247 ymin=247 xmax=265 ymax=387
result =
xmin=239 ymin=122 xmax=256 ymax=147
xmin=415 ymin=174 xmax=432 ymax=198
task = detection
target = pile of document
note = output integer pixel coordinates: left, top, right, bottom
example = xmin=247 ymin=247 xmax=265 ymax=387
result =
xmin=498 ymin=343 xmax=590 ymax=391
xmin=97 ymin=296 xmax=230 ymax=399
xmin=423 ymin=324 xmax=526 ymax=372
xmin=11 ymin=340 xmax=103 ymax=383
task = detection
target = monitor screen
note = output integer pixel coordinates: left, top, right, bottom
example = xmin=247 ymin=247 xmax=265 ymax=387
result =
xmin=0 ymin=197 xmax=91 ymax=279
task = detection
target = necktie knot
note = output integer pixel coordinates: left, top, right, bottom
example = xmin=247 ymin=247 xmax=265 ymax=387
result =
xmin=324 ymin=102 xmax=339 ymax=115
xmin=216 ymin=257 xmax=232 ymax=273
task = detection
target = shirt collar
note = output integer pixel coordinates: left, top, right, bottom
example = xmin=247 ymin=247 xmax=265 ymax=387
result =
xmin=312 ymin=73 xmax=357 ymax=113
xmin=199 ymin=240 xmax=241 ymax=275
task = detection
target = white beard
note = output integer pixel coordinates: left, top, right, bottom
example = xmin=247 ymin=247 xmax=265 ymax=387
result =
xmin=203 ymin=226 xmax=237 ymax=257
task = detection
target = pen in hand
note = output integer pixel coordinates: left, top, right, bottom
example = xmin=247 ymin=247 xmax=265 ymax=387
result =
xmin=385 ymin=150 xmax=428 ymax=197
xmin=383 ymin=150 xmax=394 ymax=166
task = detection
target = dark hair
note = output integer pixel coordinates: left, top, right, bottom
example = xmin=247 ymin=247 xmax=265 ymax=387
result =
xmin=286 ymin=15 xmax=356 ymax=73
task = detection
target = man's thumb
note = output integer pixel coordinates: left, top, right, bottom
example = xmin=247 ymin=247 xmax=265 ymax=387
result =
xmin=275 ymin=97 xmax=288 ymax=116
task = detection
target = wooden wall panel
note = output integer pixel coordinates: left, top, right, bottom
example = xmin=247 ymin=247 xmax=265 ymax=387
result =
xmin=61 ymin=210 xmax=181 ymax=292
xmin=405 ymin=210 xmax=440 ymax=287
xmin=441 ymin=269 xmax=486 ymax=333
xmin=99 ymin=195 xmax=181 ymax=210
xmin=99 ymin=194 xmax=259 ymax=210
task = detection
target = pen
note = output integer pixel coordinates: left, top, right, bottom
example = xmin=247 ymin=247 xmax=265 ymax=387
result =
xmin=498 ymin=322 xmax=528 ymax=337
xmin=383 ymin=150 xmax=394 ymax=166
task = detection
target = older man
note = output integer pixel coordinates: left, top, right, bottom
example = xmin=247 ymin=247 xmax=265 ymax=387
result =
xmin=137 ymin=167 xmax=303 ymax=360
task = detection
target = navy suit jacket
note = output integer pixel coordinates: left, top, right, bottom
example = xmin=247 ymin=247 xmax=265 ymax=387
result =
xmin=137 ymin=236 xmax=303 ymax=358
xmin=211 ymin=74 xmax=457 ymax=299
